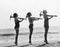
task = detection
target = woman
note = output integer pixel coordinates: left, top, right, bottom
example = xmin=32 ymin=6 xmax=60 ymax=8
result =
xmin=26 ymin=12 xmax=42 ymax=44
xmin=40 ymin=10 xmax=57 ymax=44
xmin=10 ymin=13 xmax=24 ymax=45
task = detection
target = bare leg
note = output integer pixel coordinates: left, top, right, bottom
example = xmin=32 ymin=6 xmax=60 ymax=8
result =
xmin=29 ymin=26 xmax=33 ymax=44
xmin=44 ymin=27 xmax=49 ymax=44
xmin=15 ymin=28 xmax=19 ymax=45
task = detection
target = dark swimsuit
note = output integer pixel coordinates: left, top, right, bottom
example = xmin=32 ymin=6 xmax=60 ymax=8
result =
xmin=29 ymin=18 xmax=33 ymax=31
xmin=29 ymin=24 xmax=33 ymax=29
xmin=14 ymin=20 xmax=20 ymax=29
xmin=44 ymin=18 xmax=49 ymax=28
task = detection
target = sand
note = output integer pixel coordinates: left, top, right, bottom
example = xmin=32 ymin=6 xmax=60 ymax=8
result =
xmin=0 ymin=32 xmax=60 ymax=47
xmin=0 ymin=27 xmax=60 ymax=47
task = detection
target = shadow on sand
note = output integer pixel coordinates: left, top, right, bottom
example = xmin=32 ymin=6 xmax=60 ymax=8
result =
xmin=5 ymin=43 xmax=57 ymax=47
xmin=36 ymin=43 xmax=57 ymax=47
xmin=5 ymin=43 xmax=47 ymax=47
xmin=36 ymin=43 xmax=47 ymax=47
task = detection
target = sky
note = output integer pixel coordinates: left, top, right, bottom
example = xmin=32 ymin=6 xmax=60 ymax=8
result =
xmin=0 ymin=0 xmax=60 ymax=29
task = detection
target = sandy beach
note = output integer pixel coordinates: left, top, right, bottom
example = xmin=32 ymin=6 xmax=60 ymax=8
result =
xmin=0 ymin=27 xmax=60 ymax=47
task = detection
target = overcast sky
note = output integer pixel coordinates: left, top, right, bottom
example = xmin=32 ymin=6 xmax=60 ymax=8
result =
xmin=0 ymin=0 xmax=60 ymax=29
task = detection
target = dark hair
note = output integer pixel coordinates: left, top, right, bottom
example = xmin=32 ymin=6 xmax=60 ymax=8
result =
xmin=26 ymin=12 xmax=32 ymax=18
xmin=13 ymin=13 xmax=18 ymax=18
xmin=43 ymin=10 xmax=47 ymax=14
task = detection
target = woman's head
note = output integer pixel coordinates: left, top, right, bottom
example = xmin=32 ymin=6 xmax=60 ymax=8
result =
xmin=43 ymin=10 xmax=47 ymax=14
xmin=26 ymin=12 xmax=32 ymax=18
xmin=13 ymin=13 xmax=18 ymax=18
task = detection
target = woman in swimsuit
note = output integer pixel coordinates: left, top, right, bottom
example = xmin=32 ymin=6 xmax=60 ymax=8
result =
xmin=40 ymin=10 xmax=57 ymax=44
xmin=26 ymin=12 xmax=42 ymax=44
xmin=10 ymin=13 xmax=24 ymax=45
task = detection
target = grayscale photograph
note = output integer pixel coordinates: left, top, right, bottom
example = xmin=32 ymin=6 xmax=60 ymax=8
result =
xmin=0 ymin=0 xmax=60 ymax=47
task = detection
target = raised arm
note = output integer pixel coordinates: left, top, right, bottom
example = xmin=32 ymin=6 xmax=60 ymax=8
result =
xmin=10 ymin=16 xmax=14 ymax=18
xmin=10 ymin=14 xmax=14 ymax=18
xmin=10 ymin=16 xmax=14 ymax=21
xmin=40 ymin=13 xmax=44 ymax=17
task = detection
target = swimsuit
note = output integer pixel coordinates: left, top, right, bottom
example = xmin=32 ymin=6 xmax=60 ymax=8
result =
xmin=14 ymin=19 xmax=20 ymax=29
xmin=44 ymin=18 xmax=49 ymax=28
xmin=29 ymin=24 xmax=33 ymax=29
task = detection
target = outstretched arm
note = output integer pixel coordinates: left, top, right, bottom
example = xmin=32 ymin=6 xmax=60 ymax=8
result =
xmin=18 ymin=18 xmax=24 ymax=22
xmin=17 ymin=17 xmax=26 ymax=20
xmin=20 ymin=19 xmax=24 ymax=22
xmin=47 ymin=15 xmax=57 ymax=20
xmin=48 ymin=16 xmax=53 ymax=20
xmin=47 ymin=15 xmax=57 ymax=17
xmin=35 ymin=17 xmax=42 ymax=20
xmin=32 ymin=17 xmax=42 ymax=21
